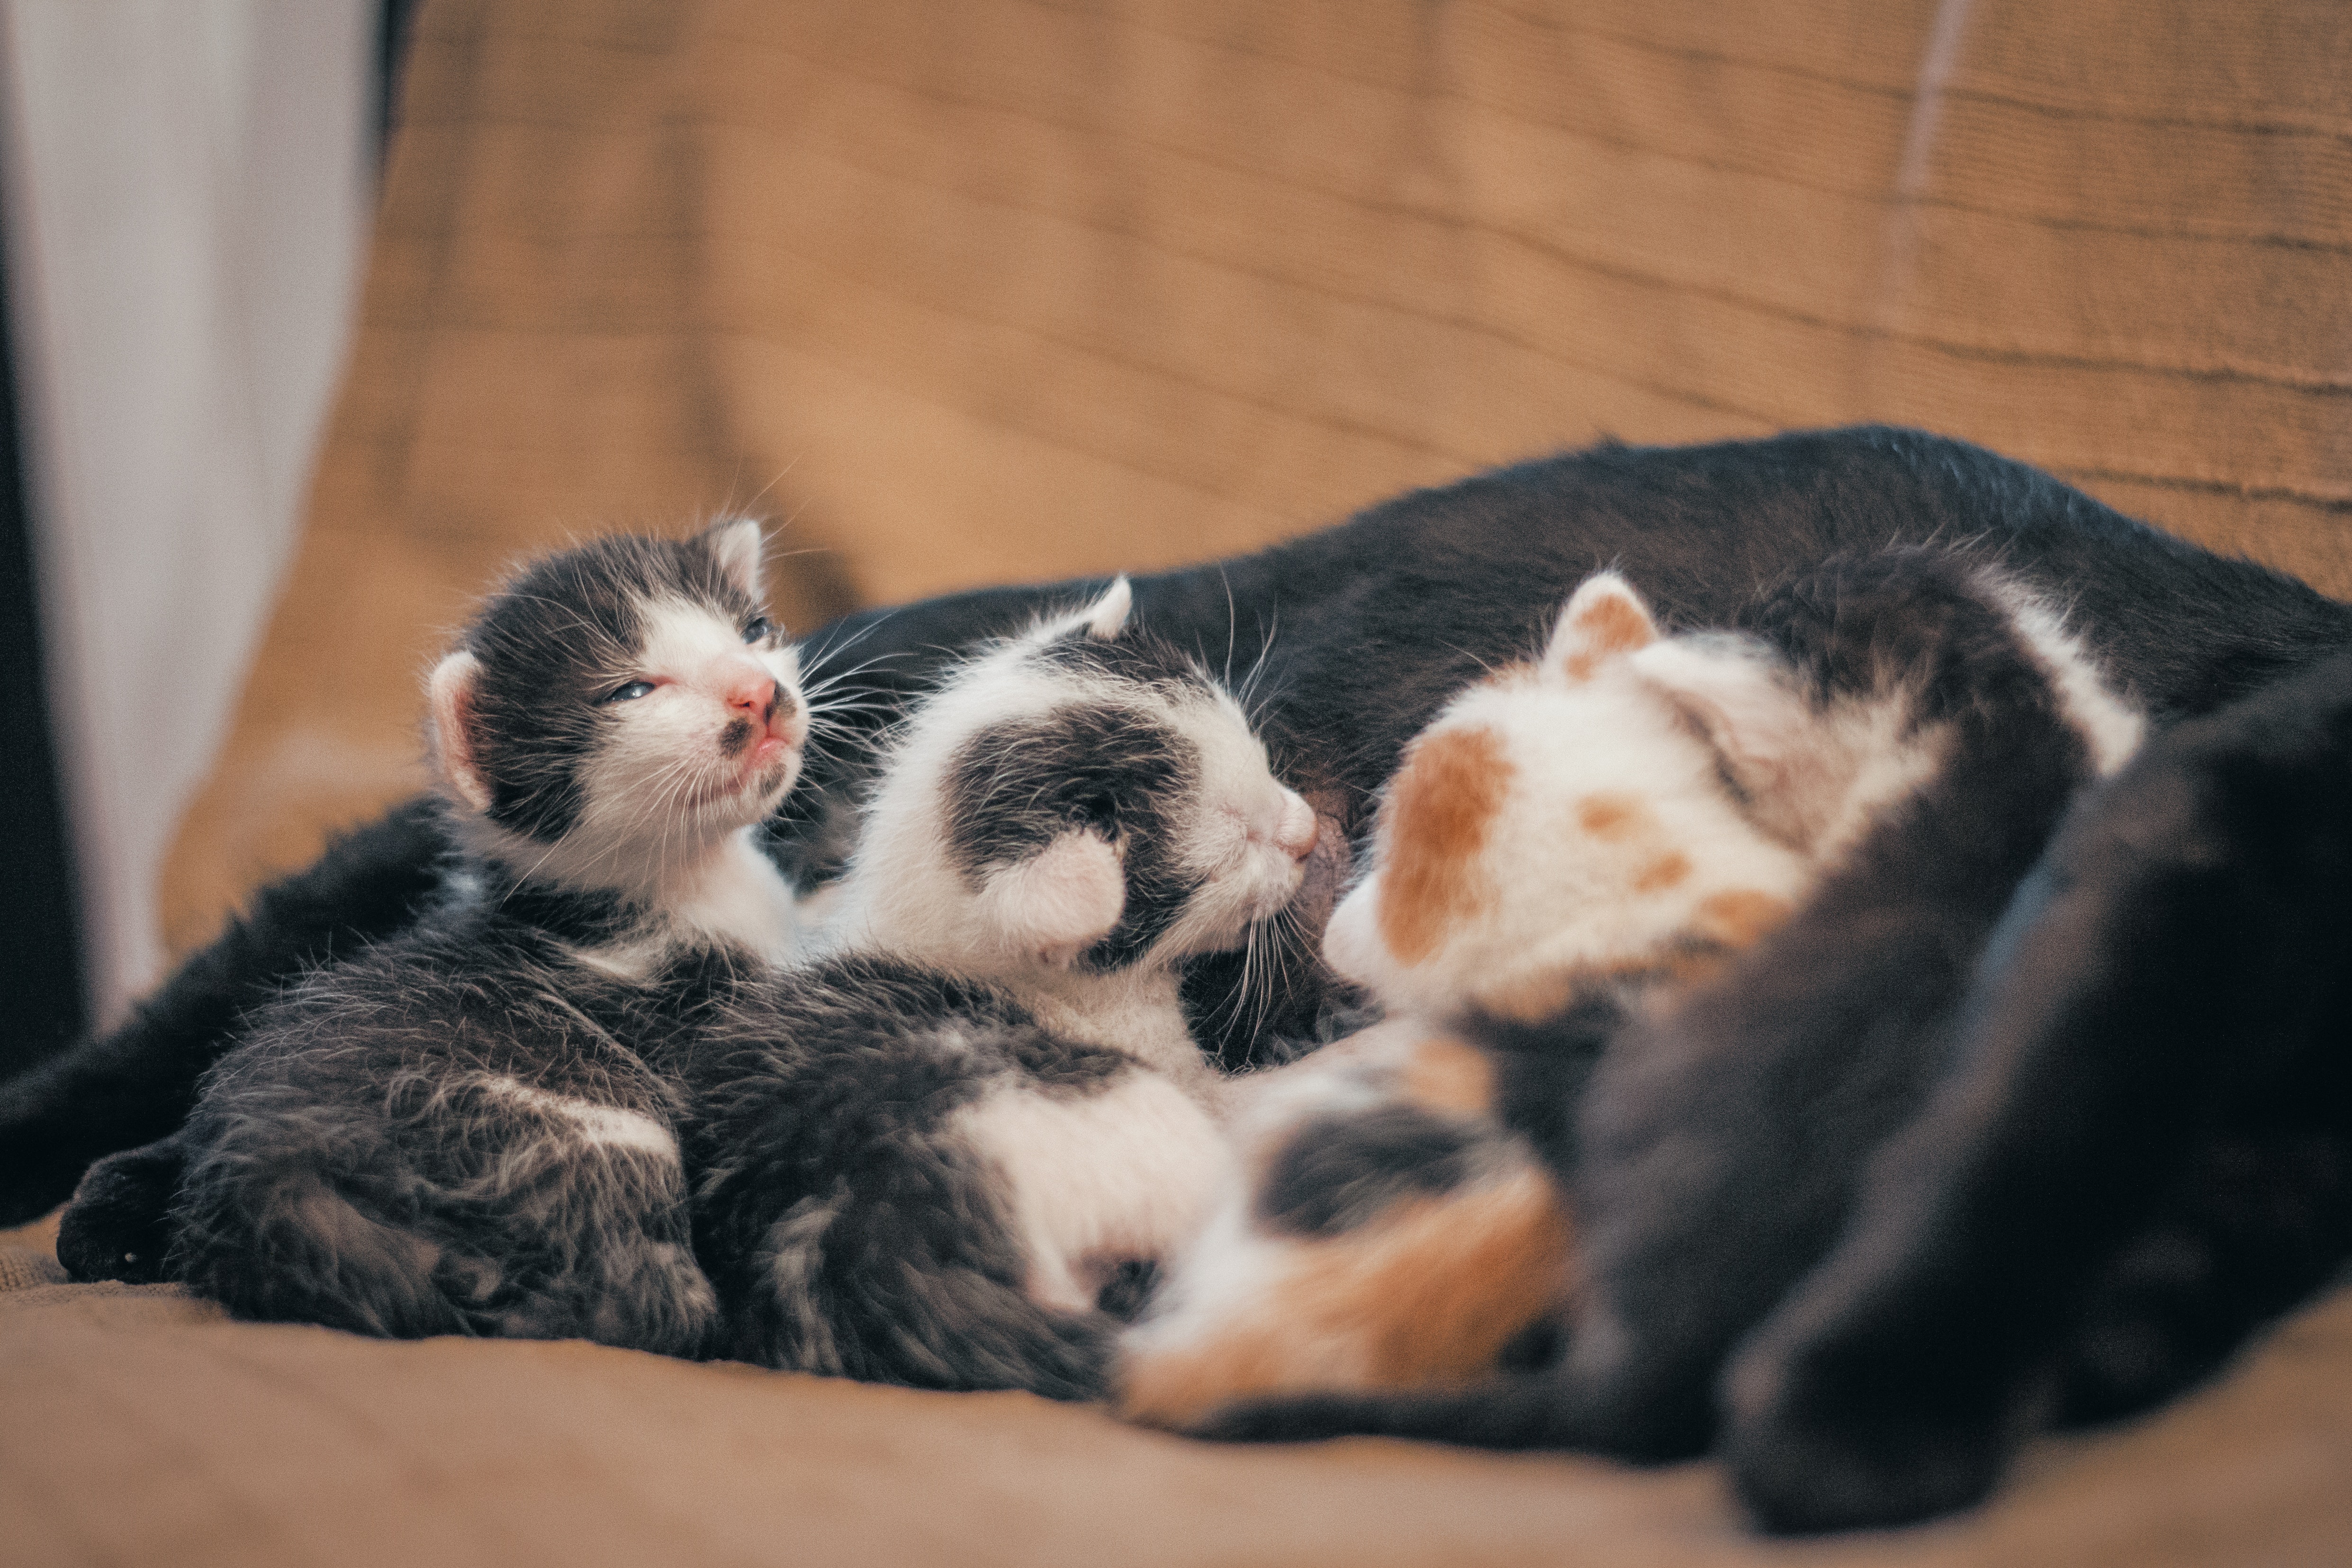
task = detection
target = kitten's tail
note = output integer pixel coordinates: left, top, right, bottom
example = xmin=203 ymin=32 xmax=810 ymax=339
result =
xmin=0 ymin=796 xmax=449 ymax=1226
xmin=732 ymin=1187 xmax=1114 ymax=1401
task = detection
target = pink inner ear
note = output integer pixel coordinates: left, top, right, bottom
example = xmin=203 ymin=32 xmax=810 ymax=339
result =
xmin=426 ymin=651 xmax=494 ymax=813
xmin=987 ymin=831 xmax=1126 ymax=964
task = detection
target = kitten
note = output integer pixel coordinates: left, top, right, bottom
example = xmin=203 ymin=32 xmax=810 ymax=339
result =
xmin=155 ymin=521 xmax=805 ymax=1351
xmin=13 ymin=427 xmax=2348 ymax=1225
xmin=1119 ymin=564 xmax=1958 ymax=1424
xmin=1189 ymin=549 xmax=2149 ymax=1469
xmin=1725 ymin=646 xmax=2352 ymax=1532
xmin=682 ymin=579 xmax=1319 ymax=1398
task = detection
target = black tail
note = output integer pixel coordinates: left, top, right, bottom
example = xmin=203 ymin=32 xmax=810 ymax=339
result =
xmin=0 ymin=796 xmax=449 ymax=1225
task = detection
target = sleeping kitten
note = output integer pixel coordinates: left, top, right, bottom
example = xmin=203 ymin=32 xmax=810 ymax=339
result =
xmin=157 ymin=521 xmax=805 ymax=1351
xmin=1188 ymin=548 xmax=2149 ymax=1467
xmin=683 ymin=579 xmax=1319 ymax=1398
xmin=1120 ymin=566 xmax=1936 ymax=1424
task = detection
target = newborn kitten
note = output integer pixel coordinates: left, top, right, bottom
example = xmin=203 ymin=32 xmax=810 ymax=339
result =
xmin=156 ymin=521 xmax=805 ymax=1352
xmin=684 ymin=579 xmax=1319 ymax=1398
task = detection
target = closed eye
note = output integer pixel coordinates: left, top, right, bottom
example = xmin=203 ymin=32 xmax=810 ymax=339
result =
xmin=603 ymin=680 xmax=657 ymax=703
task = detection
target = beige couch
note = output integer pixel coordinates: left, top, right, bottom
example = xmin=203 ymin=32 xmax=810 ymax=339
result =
xmin=10 ymin=1 xmax=2350 ymax=1560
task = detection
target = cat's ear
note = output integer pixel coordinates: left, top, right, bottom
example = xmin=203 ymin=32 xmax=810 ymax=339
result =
xmin=1541 ymin=572 xmax=1658 ymax=683
xmin=701 ymin=516 xmax=766 ymax=603
xmin=980 ymin=829 xmax=1126 ymax=967
xmin=426 ymin=650 xmax=495 ymax=813
xmin=1628 ymin=636 xmax=1818 ymax=818
xmin=1082 ymin=576 xmax=1133 ymax=640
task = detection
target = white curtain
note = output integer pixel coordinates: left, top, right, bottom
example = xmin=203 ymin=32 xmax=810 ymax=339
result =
xmin=0 ymin=0 xmax=373 ymax=1027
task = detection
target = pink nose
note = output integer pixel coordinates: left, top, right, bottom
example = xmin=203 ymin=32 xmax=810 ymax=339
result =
xmin=726 ymin=671 xmax=778 ymax=724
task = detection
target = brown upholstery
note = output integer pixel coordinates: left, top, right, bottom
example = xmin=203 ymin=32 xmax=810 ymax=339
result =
xmin=16 ymin=1 xmax=2349 ymax=1561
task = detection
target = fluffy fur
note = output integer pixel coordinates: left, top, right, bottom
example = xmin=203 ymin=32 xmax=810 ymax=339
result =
xmin=1187 ymin=550 xmax=2153 ymax=1470
xmin=682 ymin=581 xmax=1317 ymax=1398
xmin=130 ymin=522 xmax=807 ymax=1352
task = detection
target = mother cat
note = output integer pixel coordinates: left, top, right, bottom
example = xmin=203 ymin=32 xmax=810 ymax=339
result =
xmin=7 ymin=424 xmax=2345 ymax=1217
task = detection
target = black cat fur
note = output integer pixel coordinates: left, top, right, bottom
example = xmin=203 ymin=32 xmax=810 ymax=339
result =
xmin=1721 ymin=648 xmax=2352 ymax=1532
xmin=12 ymin=425 xmax=2343 ymax=1230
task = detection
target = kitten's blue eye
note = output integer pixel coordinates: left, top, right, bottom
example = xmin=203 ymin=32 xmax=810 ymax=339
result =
xmin=742 ymin=615 xmax=774 ymax=645
xmin=604 ymin=680 xmax=656 ymax=703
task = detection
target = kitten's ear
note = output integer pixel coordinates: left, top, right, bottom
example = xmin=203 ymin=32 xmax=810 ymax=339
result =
xmin=1628 ymin=636 xmax=1818 ymax=820
xmin=1541 ymin=572 xmax=1658 ymax=683
xmin=980 ymin=829 xmax=1126 ymax=968
xmin=1028 ymin=577 xmax=1135 ymax=645
xmin=702 ymin=517 xmax=766 ymax=603
xmin=1082 ymin=576 xmax=1133 ymax=641
xmin=426 ymin=650 xmax=495 ymax=813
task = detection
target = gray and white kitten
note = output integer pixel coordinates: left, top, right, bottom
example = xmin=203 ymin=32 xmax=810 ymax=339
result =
xmin=165 ymin=519 xmax=805 ymax=1352
xmin=684 ymin=579 xmax=1319 ymax=1398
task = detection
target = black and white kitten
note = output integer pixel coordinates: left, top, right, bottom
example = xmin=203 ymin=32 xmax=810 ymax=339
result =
xmin=683 ymin=579 xmax=1318 ymax=1398
xmin=154 ymin=521 xmax=805 ymax=1351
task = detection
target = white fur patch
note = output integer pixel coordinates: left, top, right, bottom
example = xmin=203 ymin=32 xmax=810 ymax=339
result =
xmin=982 ymin=829 xmax=1127 ymax=966
xmin=954 ymin=1069 xmax=1229 ymax=1312
xmin=477 ymin=1074 xmax=678 ymax=1161
xmin=1992 ymin=579 xmax=2146 ymax=776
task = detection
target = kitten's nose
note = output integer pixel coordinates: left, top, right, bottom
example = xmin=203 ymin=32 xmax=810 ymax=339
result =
xmin=1274 ymin=792 xmax=1318 ymax=860
xmin=725 ymin=670 xmax=778 ymax=723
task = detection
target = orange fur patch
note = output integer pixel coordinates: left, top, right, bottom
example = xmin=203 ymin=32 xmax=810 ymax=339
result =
xmin=1377 ymin=726 xmax=1512 ymax=964
xmin=1396 ymin=1035 xmax=1496 ymax=1117
xmin=1695 ymin=889 xmax=1793 ymax=948
xmin=1632 ymin=850 xmax=1692 ymax=892
xmin=1118 ymin=1167 xmax=1574 ymax=1427
xmin=1575 ymin=792 xmax=1645 ymax=840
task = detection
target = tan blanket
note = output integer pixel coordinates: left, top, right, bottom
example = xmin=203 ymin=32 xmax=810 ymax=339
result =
xmin=4 ymin=1232 xmax=2349 ymax=1567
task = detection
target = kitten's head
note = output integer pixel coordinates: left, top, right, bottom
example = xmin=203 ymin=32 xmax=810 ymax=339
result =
xmin=838 ymin=578 xmax=1318 ymax=975
xmin=1325 ymin=571 xmax=1829 ymax=1022
xmin=427 ymin=518 xmax=807 ymax=890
